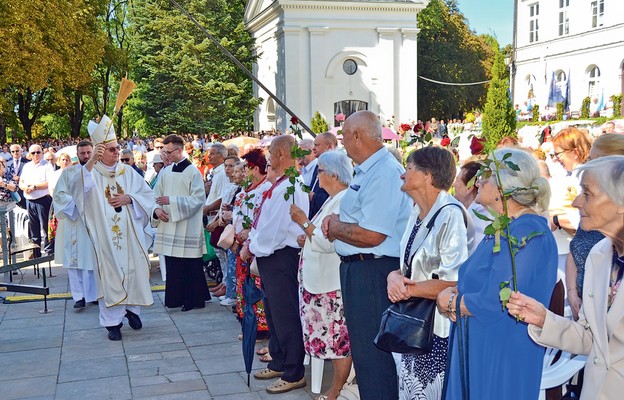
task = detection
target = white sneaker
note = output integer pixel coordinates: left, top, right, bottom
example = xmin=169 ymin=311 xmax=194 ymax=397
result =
xmin=218 ymin=295 xmax=227 ymax=301
xmin=220 ymin=298 xmax=237 ymax=306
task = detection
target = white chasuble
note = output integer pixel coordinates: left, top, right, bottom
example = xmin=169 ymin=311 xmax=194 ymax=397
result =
xmin=72 ymin=162 xmax=155 ymax=307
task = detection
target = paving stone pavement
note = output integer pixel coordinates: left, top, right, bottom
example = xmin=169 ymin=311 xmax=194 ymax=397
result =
xmin=0 ymin=263 xmax=334 ymax=399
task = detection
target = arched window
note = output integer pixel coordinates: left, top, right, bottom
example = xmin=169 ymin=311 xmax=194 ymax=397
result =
xmin=333 ymin=100 xmax=368 ymax=126
xmin=587 ymin=65 xmax=600 ymax=98
xmin=555 ymin=70 xmax=567 ymax=82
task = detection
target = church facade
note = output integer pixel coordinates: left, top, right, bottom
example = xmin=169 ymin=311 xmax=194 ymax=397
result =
xmin=244 ymin=0 xmax=430 ymax=133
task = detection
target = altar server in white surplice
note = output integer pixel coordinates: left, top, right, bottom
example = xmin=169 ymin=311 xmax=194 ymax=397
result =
xmin=70 ymin=116 xmax=155 ymax=341
xmin=52 ymin=140 xmax=98 ymax=310
xmin=152 ymin=134 xmax=210 ymax=312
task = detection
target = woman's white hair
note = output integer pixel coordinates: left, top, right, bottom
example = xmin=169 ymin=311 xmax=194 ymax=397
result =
xmin=576 ymin=155 xmax=624 ymax=207
xmin=318 ymin=150 xmax=353 ymax=187
xmin=492 ymin=148 xmax=551 ymax=213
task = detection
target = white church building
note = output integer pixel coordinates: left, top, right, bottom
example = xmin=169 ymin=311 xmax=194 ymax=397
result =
xmin=513 ymin=0 xmax=624 ymax=117
xmin=244 ymin=0 xmax=430 ymax=133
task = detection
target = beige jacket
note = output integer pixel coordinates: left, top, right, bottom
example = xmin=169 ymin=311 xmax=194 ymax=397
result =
xmin=529 ymin=238 xmax=624 ymax=400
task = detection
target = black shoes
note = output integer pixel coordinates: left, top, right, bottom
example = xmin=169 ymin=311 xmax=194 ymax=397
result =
xmin=181 ymin=304 xmax=205 ymax=312
xmin=73 ymin=298 xmax=86 ymax=309
xmin=106 ymin=323 xmax=123 ymax=341
xmin=125 ymin=311 xmax=143 ymax=330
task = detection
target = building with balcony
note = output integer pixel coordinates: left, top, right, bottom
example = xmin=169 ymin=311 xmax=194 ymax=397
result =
xmin=513 ymin=0 xmax=624 ymax=118
xmin=244 ymin=0 xmax=429 ymax=133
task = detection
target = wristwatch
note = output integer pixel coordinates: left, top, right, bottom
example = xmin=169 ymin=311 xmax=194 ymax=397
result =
xmin=302 ymin=221 xmax=310 ymax=229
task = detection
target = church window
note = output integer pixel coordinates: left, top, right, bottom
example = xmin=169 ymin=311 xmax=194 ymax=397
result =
xmin=529 ymin=4 xmax=539 ymax=43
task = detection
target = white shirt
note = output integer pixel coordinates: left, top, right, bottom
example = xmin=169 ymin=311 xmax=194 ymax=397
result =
xmin=300 ymin=158 xmax=317 ymax=187
xmin=249 ymin=176 xmax=309 ymax=258
xmin=205 ymin=164 xmax=228 ymax=206
xmin=20 ymin=159 xmax=54 ymax=200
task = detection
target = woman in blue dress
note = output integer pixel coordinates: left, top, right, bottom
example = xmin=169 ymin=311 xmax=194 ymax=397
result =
xmin=437 ymin=148 xmax=559 ymax=399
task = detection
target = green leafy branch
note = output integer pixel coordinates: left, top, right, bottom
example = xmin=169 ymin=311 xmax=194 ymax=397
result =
xmin=468 ymin=151 xmax=545 ymax=312
xmin=237 ymin=175 xmax=256 ymax=230
xmin=284 ymin=116 xmax=311 ymax=203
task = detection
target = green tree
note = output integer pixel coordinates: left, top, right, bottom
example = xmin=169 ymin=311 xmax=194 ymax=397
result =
xmin=417 ymin=0 xmax=495 ymax=120
xmin=482 ymin=51 xmax=516 ymax=147
xmin=128 ymin=0 xmax=260 ymax=135
xmin=0 ymin=0 xmax=106 ymax=139
xmin=311 ymin=111 xmax=329 ymax=134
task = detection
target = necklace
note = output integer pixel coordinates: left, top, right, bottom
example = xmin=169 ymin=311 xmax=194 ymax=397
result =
xmin=608 ymin=247 xmax=624 ymax=311
xmin=511 ymin=207 xmax=534 ymax=219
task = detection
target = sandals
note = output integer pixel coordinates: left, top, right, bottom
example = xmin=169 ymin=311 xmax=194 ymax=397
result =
xmin=256 ymin=347 xmax=269 ymax=356
xmin=259 ymin=353 xmax=272 ymax=362
xmin=316 ymin=396 xmax=329 ymax=400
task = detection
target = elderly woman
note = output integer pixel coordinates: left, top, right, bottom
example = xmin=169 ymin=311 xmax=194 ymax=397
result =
xmin=566 ymin=134 xmax=624 ymax=320
xmin=0 ymin=158 xmax=18 ymax=202
xmin=232 ymin=149 xmax=272 ymax=339
xmin=437 ymin=148 xmax=557 ymax=399
xmin=386 ymin=146 xmax=473 ymax=399
xmin=289 ymin=151 xmax=353 ymax=400
xmin=507 ymin=155 xmax=624 ymax=399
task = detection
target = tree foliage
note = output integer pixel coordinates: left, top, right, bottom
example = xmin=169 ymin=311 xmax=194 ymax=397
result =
xmin=482 ymin=51 xmax=516 ymax=146
xmin=417 ymin=0 xmax=495 ymax=120
xmin=0 ymin=0 xmax=106 ymax=139
xmin=128 ymin=0 xmax=260 ymax=135
xmin=311 ymin=111 xmax=329 ymax=134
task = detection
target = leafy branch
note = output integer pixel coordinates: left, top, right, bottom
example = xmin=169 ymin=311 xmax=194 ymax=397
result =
xmin=284 ymin=116 xmax=311 ymax=203
xmin=468 ymin=151 xmax=545 ymax=312
xmin=237 ymin=175 xmax=256 ymax=230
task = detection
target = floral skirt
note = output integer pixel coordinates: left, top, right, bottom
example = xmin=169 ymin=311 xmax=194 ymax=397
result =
xmin=398 ymin=334 xmax=448 ymax=400
xmin=299 ymin=263 xmax=351 ymax=359
xmin=235 ymin=255 xmax=268 ymax=332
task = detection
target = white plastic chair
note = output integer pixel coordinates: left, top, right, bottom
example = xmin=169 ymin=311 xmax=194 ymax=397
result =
xmin=539 ymin=347 xmax=587 ymax=400
xmin=12 ymin=207 xmax=30 ymax=248
xmin=304 ymin=354 xmax=357 ymax=395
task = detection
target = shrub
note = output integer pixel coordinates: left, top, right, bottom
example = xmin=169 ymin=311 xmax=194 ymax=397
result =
xmin=556 ymin=102 xmax=564 ymax=121
xmin=310 ymin=111 xmax=329 ymax=134
xmin=581 ymin=97 xmax=591 ymax=119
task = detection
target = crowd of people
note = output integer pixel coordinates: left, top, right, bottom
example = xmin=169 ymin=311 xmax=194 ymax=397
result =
xmin=1 ymin=110 xmax=623 ymax=400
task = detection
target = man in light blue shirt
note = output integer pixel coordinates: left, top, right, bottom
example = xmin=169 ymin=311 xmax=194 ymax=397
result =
xmin=323 ymin=110 xmax=411 ymax=400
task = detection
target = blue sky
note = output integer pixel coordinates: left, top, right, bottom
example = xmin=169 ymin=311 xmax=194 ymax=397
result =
xmin=458 ymin=0 xmax=514 ymax=46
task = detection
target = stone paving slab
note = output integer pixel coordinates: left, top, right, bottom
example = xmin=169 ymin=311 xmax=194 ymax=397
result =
xmin=0 ymin=264 xmax=321 ymax=399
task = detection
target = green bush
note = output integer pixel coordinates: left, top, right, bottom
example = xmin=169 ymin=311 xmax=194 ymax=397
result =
xmin=310 ymin=111 xmax=329 ymax=134
xmin=482 ymin=51 xmax=516 ymax=149
xmin=581 ymin=97 xmax=591 ymax=119
xmin=612 ymin=94 xmax=623 ymax=117
xmin=556 ymin=102 xmax=564 ymax=121
xmin=532 ymin=104 xmax=540 ymax=122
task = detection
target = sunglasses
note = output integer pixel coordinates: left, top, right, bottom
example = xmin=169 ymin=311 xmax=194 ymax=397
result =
xmin=31 ymin=151 xmax=42 ymax=155
xmin=120 ymin=158 xmax=131 ymax=163
xmin=106 ymin=146 xmax=121 ymax=153
xmin=155 ymin=146 xmax=164 ymax=150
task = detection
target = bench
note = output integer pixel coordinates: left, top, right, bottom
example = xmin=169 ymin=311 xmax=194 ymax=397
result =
xmin=0 ymin=255 xmax=55 ymax=313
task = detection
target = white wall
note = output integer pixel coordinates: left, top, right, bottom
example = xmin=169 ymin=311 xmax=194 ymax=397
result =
xmin=245 ymin=0 xmax=429 ymax=133
xmin=514 ymin=0 xmax=624 ymax=114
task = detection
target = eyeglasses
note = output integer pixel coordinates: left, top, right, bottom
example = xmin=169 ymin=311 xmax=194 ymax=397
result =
xmin=106 ymin=146 xmax=121 ymax=153
xmin=30 ymin=151 xmax=42 ymax=155
xmin=552 ymin=150 xmax=568 ymax=159
xmin=317 ymin=168 xmax=325 ymax=174
xmin=120 ymin=158 xmax=131 ymax=163
xmin=161 ymin=147 xmax=182 ymax=156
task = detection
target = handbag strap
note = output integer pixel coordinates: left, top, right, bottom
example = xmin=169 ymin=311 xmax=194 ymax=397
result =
xmin=456 ymin=294 xmax=470 ymax=400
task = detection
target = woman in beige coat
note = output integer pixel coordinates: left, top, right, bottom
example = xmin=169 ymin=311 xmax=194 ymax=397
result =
xmin=507 ymin=155 xmax=624 ymax=399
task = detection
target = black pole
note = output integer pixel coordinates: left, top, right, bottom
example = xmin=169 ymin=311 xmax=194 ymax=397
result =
xmin=169 ymin=0 xmax=316 ymax=137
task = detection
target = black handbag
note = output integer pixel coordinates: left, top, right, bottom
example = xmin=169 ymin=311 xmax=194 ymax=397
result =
xmin=374 ymin=280 xmax=437 ymax=354
xmin=374 ymin=203 xmax=467 ymax=354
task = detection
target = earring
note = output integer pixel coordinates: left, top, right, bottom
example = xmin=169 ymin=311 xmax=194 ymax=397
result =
xmin=495 ymin=197 xmax=500 ymax=202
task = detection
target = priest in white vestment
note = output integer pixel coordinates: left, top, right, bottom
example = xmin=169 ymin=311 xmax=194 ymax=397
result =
xmin=52 ymin=140 xmax=98 ymax=309
xmin=70 ymin=116 xmax=155 ymax=341
xmin=152 ymin=134 xmax=210 ymax=311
